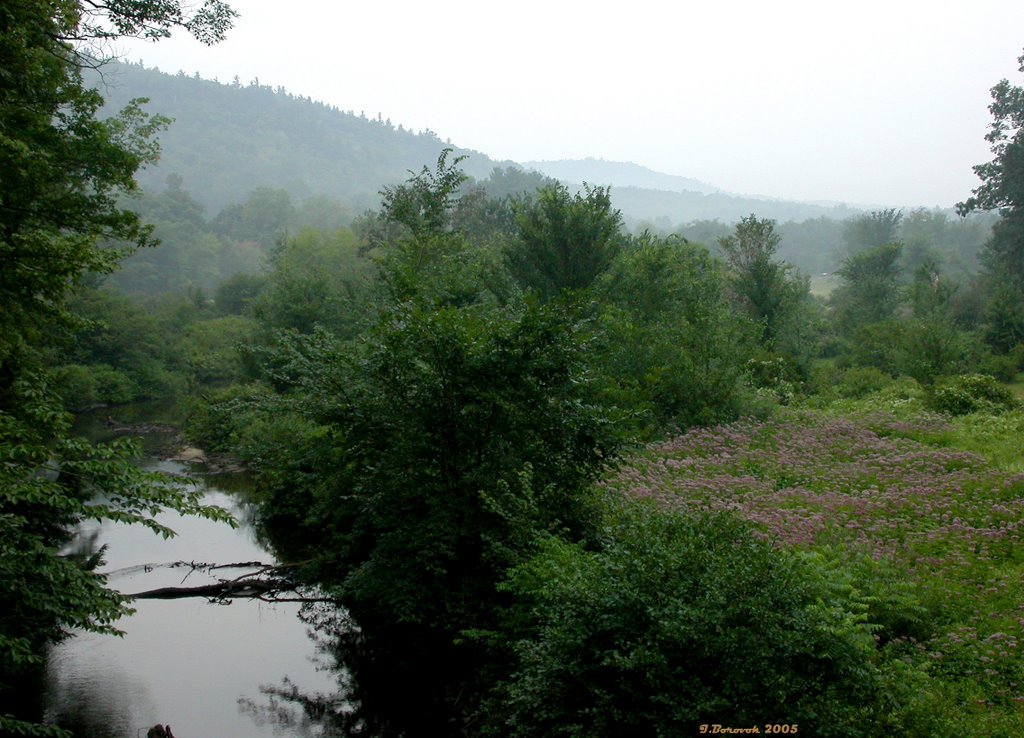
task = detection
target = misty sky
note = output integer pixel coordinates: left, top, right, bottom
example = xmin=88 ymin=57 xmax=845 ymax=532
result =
xmin=115 ymin=0 xmax=1024 ymax=209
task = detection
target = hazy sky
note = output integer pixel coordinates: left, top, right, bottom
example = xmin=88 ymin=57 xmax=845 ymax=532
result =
xmin=115 ymin=0 xmax=1024 ymax=209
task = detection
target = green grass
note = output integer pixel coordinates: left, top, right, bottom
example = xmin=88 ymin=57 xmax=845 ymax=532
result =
xmin=1008 ymin=372 xmax=1024 ymax=402
xmin=944 ymin=411 xmax=1024 ymax=473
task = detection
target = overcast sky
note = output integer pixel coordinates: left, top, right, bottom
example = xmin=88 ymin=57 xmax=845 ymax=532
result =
xmin=115 ymin=0 xmax=1024 ymax=209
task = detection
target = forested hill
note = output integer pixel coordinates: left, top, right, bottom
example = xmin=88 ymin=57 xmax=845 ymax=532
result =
xmin=93 ymin=62 xmax=862 ymax=225
xmin=609 ymin=185 xmax=862 ymax=227
xmin=525 ymin=159 xmax=862 ymax=225
xmin=523 ymin=158 xmax=719 ymax=194
xmin=91 ymin=61 xmax=504 ymax=213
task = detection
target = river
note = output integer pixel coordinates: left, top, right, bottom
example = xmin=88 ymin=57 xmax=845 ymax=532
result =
xmin=41 ymin=448 xmax=339 ymax=737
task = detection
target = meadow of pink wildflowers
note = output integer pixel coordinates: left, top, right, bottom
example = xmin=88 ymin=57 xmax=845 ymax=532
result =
xmin=603 ymin=410 xmax=1024 ymax=723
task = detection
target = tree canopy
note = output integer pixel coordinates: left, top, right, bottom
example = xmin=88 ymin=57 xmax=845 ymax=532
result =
xmin=958 ymin=50 xmax=1024 ymax=216
xmin=718 ymin=215 xmax=808 ymax=349
xmin=507 ymin=182 xmax=623 ymax=299
xmin=0 ymin=2 xmax=235 ymax=733
xmin=958 ymin=49 xmax=1024 ymax=351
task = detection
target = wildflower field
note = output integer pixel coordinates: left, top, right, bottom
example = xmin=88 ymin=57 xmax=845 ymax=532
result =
xmin=602 ymin=406 xmax=1024 ymax=734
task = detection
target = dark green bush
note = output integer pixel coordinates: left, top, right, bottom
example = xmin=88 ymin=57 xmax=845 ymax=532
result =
xmin=928 ymin=373 xmax=1017 ymax=415
xmin=834 ymin=366 xmax=892 ymax=399
xmin=55 ymin=364 xmax=98 ymax=410
xmin=129 ymin=357 xmax=188 ymax=400
xmin=91 ymin=365 xmax=136 ymax=404
xmin=54 ymin=364 xmax=136 ymax=408
xmin=484 ymin=502 xmax=919 ymax=738
xmin=976 ymin=352 xmax=1020 ymax=382
xmin=184 ymin=383 xmax=269 ymax=453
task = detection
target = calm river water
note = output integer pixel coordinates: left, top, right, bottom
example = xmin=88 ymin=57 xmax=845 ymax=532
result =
xmin=42 ymin=457 xmax=339 ymax=737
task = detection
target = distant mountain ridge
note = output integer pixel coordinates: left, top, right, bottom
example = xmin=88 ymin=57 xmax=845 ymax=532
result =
xmin=523 ymin=158 xmax=861 ymax=225
xmin=523 ymin=158 xmax=719 ymax=195
xmin=91 ymin=61 xmax=505 ymax=213
xmin=91 ymin=62 xmax=861 ymax=224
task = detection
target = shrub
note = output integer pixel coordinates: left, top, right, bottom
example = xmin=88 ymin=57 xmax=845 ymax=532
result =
xmin=1012 ymin=342 xmax=1024 ymax=372
xmin=928 ymin=374 xmax=1018 ymax=416
xmin=895 ymin=317 xmax=975 ymax=385
xmin=129 ymin=358 xmax=188 ymax=400
xmin=55 ymin=365 xmax=97 ymax=410
xmin=834 ymin=366 xmax=891 ymax=399
xmin=976 ymin=352 xmax=1021 ymax=382
xmin=485 ymin=502 xmax=912 ymax=738
xmin=91 ymin=365 xmax=136 ymax=404
xmin=181 ymin=315 xmax=258 ymax=385
xmin=184 ymin=383 xmax=269 ymax=453
xmin=744 ymin=354 xmax=798 ymax=404
xmin=846 ymin=320 xmax=903 ymax=375
xmin=54 ymin=364 xmax=136 ymax=408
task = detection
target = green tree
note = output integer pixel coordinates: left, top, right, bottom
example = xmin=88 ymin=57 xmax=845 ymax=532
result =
xmin=958 ymin=49 xmax=1024 ymax=352
xmin=896 ymin=256 xmax=974 ymax=383
xmin=211 ymin=186 xmax=297 ymax=246
xmin=830 ymin=242 xmax=904 ymax=335
xmin=908 ymin=255 xmax=957 ymax=319
xmin=507 ymin=182 xmax=624 ymax=299
xmin=983 ymin=281 xmax=1024 ymax=352
xmin=253 ymin=226 xmax=372 ymax=336
xmin=241 ymin=158 xmax=618 ymax=733
xmin=214 ymin=271 xmax=268 ymax=315
xmin=958 ymin=50 xmax=1024 ymax=217
xmin=717 ymin=215 xmax=808 ymax=349
xmin=378 ymin=147 xmax=469 ymax=240
xmin=593 ymin=234 xmax=746 ymax=433
xmin=244 ymin=285 xmax=616 ymax=736
xmin=478 ymin=165 xmax=556 ymax=200
xmin=370 ymin=150 xmax=515 ymax=308
xmin=0 ymin=1 xmax=234 ymax=733
xmin=842 ymin=208 xmax=903 ymax=255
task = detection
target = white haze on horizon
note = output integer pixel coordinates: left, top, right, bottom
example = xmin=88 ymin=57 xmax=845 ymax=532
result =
xmin=113 ymin=0 xmax=1024 ymax=209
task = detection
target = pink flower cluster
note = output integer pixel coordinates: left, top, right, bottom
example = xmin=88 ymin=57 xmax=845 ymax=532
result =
xmin=604 ymin=414 xmax=1024 ymax=567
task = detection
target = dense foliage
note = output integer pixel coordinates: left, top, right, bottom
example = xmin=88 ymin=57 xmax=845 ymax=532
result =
xmin=487 ymin=503 xmax=906 ymax=737
xmin=959 ymin=50 xmax=1024 ymax=353
xmin=0 ymin=1 xmax=235 ymax=734
xmin=188 ymin=154 xmax=1020 ymax=735
xmin=101 ymin=124 xmax=1018 ymax=733
xmin=600 ymin=404 xmax=1024 ymax=736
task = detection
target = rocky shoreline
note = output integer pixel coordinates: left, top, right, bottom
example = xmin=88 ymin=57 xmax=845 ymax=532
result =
xmin=102 ymin=415 xmax=247 ymax=475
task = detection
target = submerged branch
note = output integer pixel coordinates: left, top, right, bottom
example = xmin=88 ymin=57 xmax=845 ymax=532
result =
xmin=125 ymin=559 xmax=330 ymax=602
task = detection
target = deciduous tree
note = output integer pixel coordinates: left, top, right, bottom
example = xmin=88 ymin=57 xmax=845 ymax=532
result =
xmin=0 ymin=1 xmax=234 ymax=733
xmin=508 ymin=183 xmax=624 ymax=299
xmin=830 ymin=242 xmax=904 ymax=335
xmin=958 ymin=49 xmax=1024 ymax=351
xmin=717 ymin=215 xmax=807 ymax=349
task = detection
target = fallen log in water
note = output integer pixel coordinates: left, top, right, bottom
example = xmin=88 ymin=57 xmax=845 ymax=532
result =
xmin=126 ymin=560 xmax=332 ymax=602
xmin=129 ymin=578 xmax=290 ymax=600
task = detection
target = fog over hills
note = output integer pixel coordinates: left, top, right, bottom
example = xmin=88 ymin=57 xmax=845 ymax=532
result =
xmin=93 ymin=62 xmax=862 ymax=225
xmin=523 ymin=159 xmax=719 ymax=195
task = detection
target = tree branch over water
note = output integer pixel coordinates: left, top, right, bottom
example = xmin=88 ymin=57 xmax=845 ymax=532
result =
xmin=126 ymin=560 xmax=332 ymax=602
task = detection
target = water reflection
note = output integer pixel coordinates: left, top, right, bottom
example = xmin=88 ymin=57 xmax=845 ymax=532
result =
xmin=43 ymin=459 xmax=339 ymax=738
xmin=231 ymin=599 xmax=485 ymax=738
